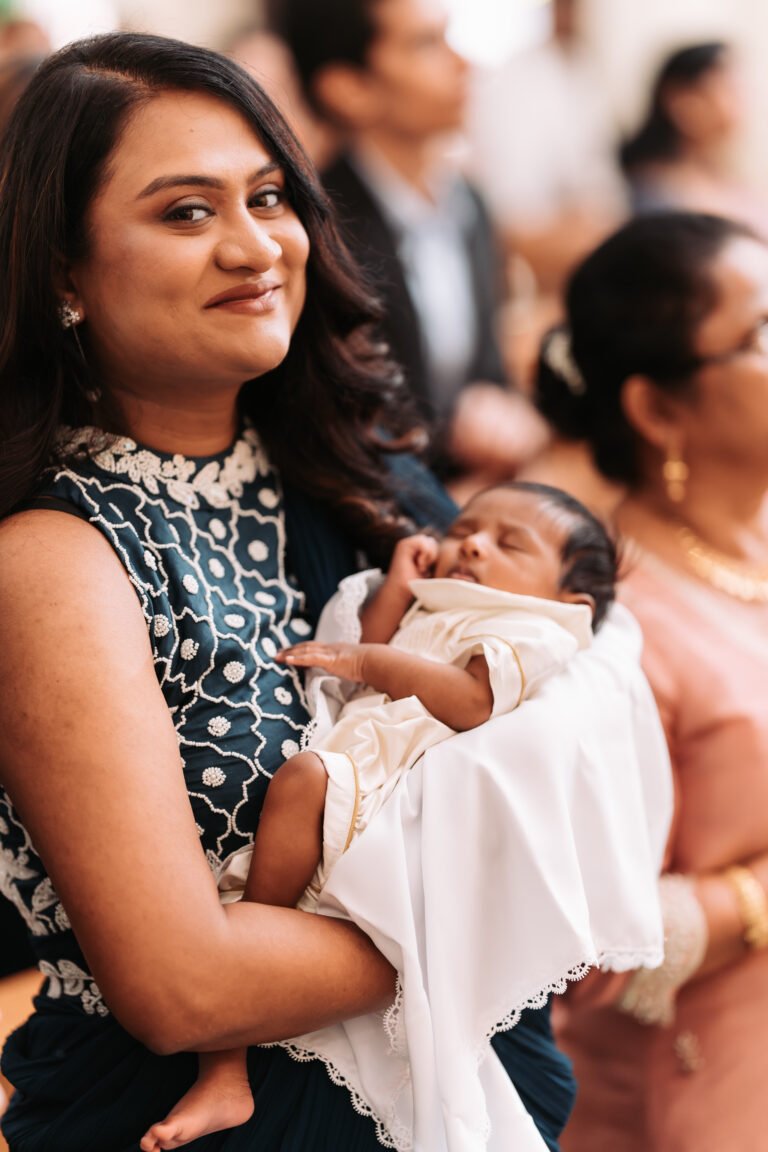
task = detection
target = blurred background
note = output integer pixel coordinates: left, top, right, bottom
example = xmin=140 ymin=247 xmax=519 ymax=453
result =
xmin=11 ymin=0 xmax=768 ymax=192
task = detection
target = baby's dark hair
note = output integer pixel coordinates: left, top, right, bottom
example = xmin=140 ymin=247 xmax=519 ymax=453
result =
xmin=492 ymin=481 xmax=618 ymax=632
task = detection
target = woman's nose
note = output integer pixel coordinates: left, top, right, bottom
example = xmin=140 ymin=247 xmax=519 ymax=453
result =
xmin=214 ymin=212 xmax=282 ymax=272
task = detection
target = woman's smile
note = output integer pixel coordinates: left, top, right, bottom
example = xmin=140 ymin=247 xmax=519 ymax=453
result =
xmin=204 ymin=279 xmax=283 ymax=312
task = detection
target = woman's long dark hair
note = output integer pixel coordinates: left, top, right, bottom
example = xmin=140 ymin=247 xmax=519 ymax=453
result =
xmin=619 ymin=42 xmax=728 ymax=174
xmin=0 ymin=33 xmax=422 ymax=561
xmin=534 ymin=212 xmax=756 ymax=485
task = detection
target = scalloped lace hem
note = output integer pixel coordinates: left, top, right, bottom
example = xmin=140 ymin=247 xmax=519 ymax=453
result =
xmin=266 ymin=1034 xmax=412 ymax=1152
xmin=272 ymin=951 xmax=663 ymax=1151
xmin=331 ymin=569 xmax=384 ymax=644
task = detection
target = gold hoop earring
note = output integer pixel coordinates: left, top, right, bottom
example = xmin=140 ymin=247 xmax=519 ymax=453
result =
xmin=663 ymin=444 xmax=689 ymax=504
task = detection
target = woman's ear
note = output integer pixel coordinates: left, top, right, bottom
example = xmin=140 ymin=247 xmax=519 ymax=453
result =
xmin=620 ymin=374 xmax=685 ymax=454
xmin=53 ymin=265 xmax=86 ymax=325
xmin=312 ymin=64 xmax=382 ymax=130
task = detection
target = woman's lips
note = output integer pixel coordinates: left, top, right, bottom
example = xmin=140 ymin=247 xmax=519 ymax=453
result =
xmin=204 ymin=282 xmax=281 ymax=313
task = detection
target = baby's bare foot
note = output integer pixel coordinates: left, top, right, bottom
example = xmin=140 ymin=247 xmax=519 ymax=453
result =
xmin=139 ymin=1060 xmax=254 ymax=1151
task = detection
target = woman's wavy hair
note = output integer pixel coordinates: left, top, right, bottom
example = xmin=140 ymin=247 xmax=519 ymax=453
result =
xmin=619 ymin=42 xmax=729 ymax=174
xmin=534 ymin=212 xmax=757 ymax=485
xmin=0 ymin=32 xmax=423 ymax=561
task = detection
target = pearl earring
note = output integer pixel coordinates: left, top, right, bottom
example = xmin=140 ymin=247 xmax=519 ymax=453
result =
xmin=58 ymin=301 xmax=83 ymax=329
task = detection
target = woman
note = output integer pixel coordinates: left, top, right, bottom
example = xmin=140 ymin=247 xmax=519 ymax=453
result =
xmin=537 ymin=212 xmax=768 ymax=1150
xmin=619 ymin=42 xmax=768 ymax=235
xmin=0 ymin=33 xmax=575 ymax=1152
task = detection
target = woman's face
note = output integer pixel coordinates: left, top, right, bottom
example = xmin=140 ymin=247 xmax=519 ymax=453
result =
xmin=68 ymin=90 xmax=310 ymax=401
xmin=674 ymin=237 xmax=768 ymax=470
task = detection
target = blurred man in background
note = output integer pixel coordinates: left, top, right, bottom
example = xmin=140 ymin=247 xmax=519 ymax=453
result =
xmin=269 ymin=0 xmax=548 ymax=495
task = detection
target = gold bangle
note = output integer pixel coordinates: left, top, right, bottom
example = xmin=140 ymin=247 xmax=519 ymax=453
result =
xmin=723 ymin=865 xmax=768 ymax=950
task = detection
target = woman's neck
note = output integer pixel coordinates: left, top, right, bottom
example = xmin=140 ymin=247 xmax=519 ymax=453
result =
xmin=94 ymin=384 xmax=240 ymax=457
xmin=619 ymin=480 xmax=768 ymax=565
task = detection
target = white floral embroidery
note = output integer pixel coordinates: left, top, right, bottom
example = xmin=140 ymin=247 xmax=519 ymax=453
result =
xmin=153 ymin=614 xmax=171 ymax=637
xmin=224 ymin=613 xmax=245 ymax=628
xmin=275 ymin=687 xmax=293 ymax=706
xmin=291 ymin=619 xmax=312 ymax=637
xmin=258 ymin=488 xmax=279 ymax=509
xmin=262 ymin=638 xmax=278 ymax=658
xmin=255 ymin=591 xmax=276 ymax=606
xmin=248 ymin=540 xmax=269 ymax=562
xmin=208 ymin=716 xmax=231 ymax=737
xmin=144 ymin=549 xmax=157 ymax=570
xmin=40 ymin=959 xmax=108 ymax=1017
xmin=180 ymin=639 xmax=199 ymax=659
xmin=209 ymin=558 xmax=225 ymax=579
xmin=56 ymin=426 xmax=267 ymax=509
xmin=209 ymin=518 xmax=227 ymax=540
xmin=202 ymin=767 xmax=227 ymax=788
xmin=55 ymin=903 xmax=71 ymax=931
xmin=183 ymin=574 xmax=199 ymax=594
xmin=224 ymin=661 xmax=246 ymax=683
xmin=281 ymin=739 xmax=300 ymax=759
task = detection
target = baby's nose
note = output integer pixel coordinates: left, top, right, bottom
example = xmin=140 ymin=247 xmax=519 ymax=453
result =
xmin=459 ymin=532 xmax=486 ymax=557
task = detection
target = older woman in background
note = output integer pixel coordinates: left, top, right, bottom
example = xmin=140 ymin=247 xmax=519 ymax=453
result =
xmin=537 ymin=212 xmax=768 ymax=1151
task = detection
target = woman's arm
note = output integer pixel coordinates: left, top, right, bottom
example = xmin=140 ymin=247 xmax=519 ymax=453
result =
xmin=279 ymin=641 xmax=493 ymax=731
xmin=0 ymin=512 xmax=394 ymax=1056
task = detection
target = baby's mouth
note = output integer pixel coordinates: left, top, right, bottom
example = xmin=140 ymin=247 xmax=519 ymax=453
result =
xmin=447 ymin=567 xmax=477 ymax=582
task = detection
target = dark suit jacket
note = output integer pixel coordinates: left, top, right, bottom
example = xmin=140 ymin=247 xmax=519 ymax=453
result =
xmin=322 ymin=153 xmax=507 ymax=430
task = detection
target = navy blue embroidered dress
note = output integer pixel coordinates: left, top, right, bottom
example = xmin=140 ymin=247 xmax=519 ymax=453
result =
xmin=0 ymin=429 xmax=574 ymax=1151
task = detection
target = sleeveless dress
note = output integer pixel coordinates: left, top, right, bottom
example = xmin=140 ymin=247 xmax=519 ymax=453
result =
xmin=0 ymin=427 xmax=574 ymax=1152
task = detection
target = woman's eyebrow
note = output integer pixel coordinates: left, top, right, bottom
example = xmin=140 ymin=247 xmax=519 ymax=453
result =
xmin=137 ymin=161 xmax=281 ymax=199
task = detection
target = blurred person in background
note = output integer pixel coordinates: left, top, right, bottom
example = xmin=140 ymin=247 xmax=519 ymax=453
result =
xmin=0 ymin=16 xmax=48 ymax=63
xmin=0 ymin=50 xmax=42 ymax=135
xmin=228 ymin=18 xmax=337 ymax=169
xmin=540 ymin=212 xmax=768 ymax=1151
xmin=620 ymin=41 xmax=768 ymax=237
xmin=269 ymin=0 xmax=549 ymax=499
xmin=469 ymin=0 xmax=625 ymax=299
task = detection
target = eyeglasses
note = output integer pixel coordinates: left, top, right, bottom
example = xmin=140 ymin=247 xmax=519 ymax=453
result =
xmin=686 ymin=316 xmax=768 ymax=372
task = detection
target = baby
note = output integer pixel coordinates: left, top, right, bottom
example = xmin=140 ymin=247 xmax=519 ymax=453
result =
xmin=141 ymin=481 xmax=618 ymax=1152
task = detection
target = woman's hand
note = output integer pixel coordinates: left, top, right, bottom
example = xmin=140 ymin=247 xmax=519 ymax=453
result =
xmin=277 ymin=640 xmax=369 ymax=682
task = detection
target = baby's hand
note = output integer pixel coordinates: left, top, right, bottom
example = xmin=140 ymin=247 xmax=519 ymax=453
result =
xmin=277 ymin=641 xmax=368 ymax=682
xmin=387 ymin=534 xmax=440 ymax=590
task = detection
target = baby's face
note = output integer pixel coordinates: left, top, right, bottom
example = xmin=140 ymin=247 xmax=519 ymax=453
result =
xmin=434 ymin=488 xmax=573 ymax=601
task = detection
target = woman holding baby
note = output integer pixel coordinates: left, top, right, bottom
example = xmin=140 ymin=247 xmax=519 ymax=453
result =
xmin=0 ymin=31 xmax=602 ymax=1152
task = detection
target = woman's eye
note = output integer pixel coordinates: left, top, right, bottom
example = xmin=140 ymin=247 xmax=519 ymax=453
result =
xmin=251 ymin=187 xmax=284 ymax=210
xmin=164 ymin=203 xmax=211 ymax=224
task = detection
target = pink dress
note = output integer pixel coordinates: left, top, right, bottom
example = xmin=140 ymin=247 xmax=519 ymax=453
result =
xmin=556 ymin=548 xmax=768 ymax=1152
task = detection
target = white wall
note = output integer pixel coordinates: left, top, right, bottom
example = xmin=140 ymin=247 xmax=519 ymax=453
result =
xmin=586 ymin=0 xmax=768 ymax=189
xmin=121 ymin=0 xmax=253 ymax=47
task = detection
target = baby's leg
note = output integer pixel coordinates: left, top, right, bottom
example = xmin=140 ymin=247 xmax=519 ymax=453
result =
xmin=139 ymin=1050 xmax=253 ymax=1151
xmin=245 ymin=750 xmax=329 ymax=906
xmin=140 ymin=753 xmax=327 ymax=1151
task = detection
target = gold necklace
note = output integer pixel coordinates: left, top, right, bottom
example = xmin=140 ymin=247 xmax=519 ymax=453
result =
xmin=677 ymin=525 xmax=768 ymax=603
